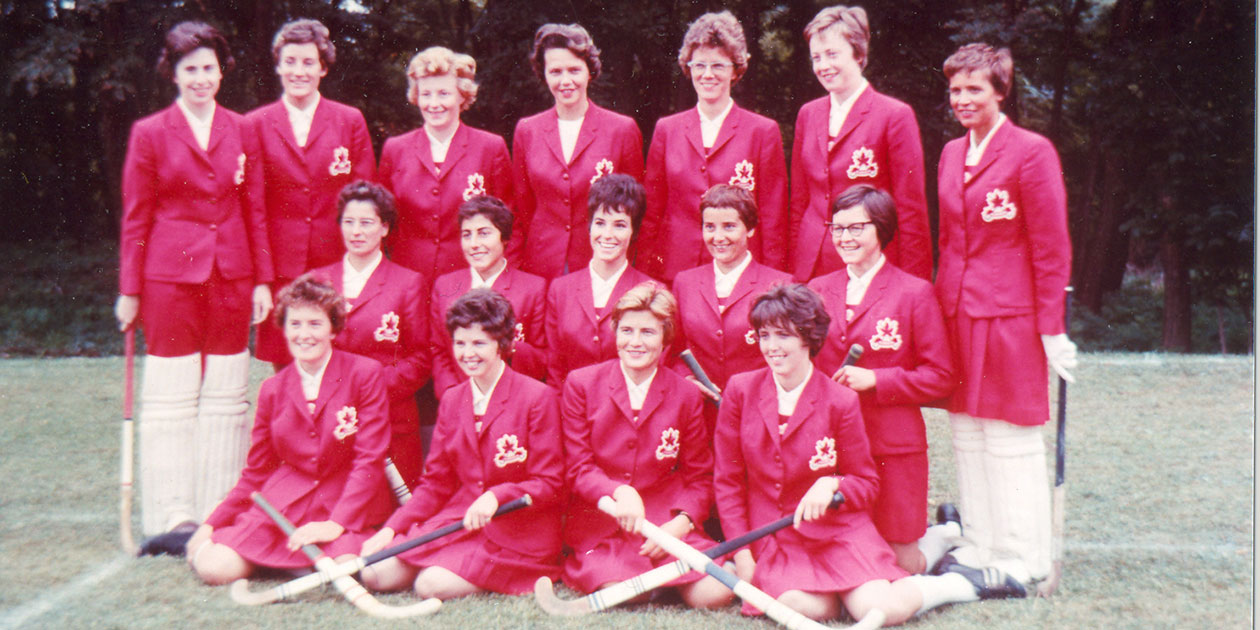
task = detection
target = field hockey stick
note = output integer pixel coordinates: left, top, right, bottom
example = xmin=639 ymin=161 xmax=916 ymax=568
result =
xmin=534 ymin=491 xmax=845 ymax=616
xmin=119 ymin=327 xmax=139 ymax=555
xmin=382 ymin=456 xmax=412 ymax=504
xmin=231 ymin=494 xmax=532 ymax=606
xmin=1037 ymin=286 xmax=1072 ymax=598
xmin=597 ymin=497 xmax=885 ymax=630
xmin=842 ymin=344 xmax=864 ymax=367
xmin=249 ymin=492 xmax=441 ymax=618
xmin=679 ymin=349 xmax=721 ymax=405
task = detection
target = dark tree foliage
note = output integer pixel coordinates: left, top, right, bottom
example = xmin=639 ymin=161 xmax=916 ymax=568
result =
xmin=1 ymin=0 xmax=1252 ymax=352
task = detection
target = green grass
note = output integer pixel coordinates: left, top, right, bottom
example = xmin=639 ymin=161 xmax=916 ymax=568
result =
xmin=0 ymin=354 xmax=1253 ymax=629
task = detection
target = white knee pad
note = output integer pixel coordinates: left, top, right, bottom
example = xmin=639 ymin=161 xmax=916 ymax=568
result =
xmin=139 ymin=353 xmax=201 ymax=536
xmin=196 ymin=350 xmax=252 ymax=519
xmin=948 ymin=413 xmax=992 ymax=560
xmin=982 ymin=421 xmax=1052 ymax=582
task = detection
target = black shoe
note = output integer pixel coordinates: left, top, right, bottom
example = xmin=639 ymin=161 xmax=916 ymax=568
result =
xmin=937 ymin=555 xmax=1026 ymax=599
xmin=138 ymin=521 xmax=198 ymax=557
xmin=936 ymin=503 xmax=961 ymax=528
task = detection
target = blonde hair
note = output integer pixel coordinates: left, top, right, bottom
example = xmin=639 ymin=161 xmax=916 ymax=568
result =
xmin=803 ymin=5 xmax=870 ymax=70
xmin=406 ymin=46 xmax=478 ymax=110
xmin=611 ymin=282 xmax=678 ymax=348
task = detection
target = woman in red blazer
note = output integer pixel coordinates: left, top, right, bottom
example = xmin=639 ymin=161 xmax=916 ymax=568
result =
xmin=789 ymin=6 xmax=931 ymax=282
xmin=545 ymin=174 xmax=653 ymax=387
xmin=188 ymin=276 xmax=393 ymax=584
xmin=359 ymin=290 xmax=563 ymax=598
xmin=114 ymin=22 xmax=272 ymax=543
xmin=641 ymin=11 xmax=788 ymax=281
xmin=249 ymin=19 xmax=377 ymax=368
xmin=806 ymin=185 xmax=956 ymax=574
xmin=379 ymin=46 xmax=513 ymax=289
xmin=671 ymin=184 xmax=790 ymax=436
xmin=714 ymin=284 xmax=1020 ymax=625
xmin=308 ymin=181 xmax=428 ymax=486
xmin=430 ymin=196 xmax=548 ymax=399
xmin=513 ymin=23 xmax=644 ymax=280
xmin=933 ymin=44 xmax=1077 ymax=587
xmin=561 ymin=282 xmax=731 ymax=609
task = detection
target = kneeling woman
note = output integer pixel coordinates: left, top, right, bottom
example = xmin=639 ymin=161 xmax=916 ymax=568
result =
xmin=561 ymin=282 xmax=732 ymax=609
xmin=714 ymin=284 xmax=1020 ymax=625
xmin=188 ymin=275 xmax=393 ymax=584
xmin=360 ymin=289 xmax=563 ymax=599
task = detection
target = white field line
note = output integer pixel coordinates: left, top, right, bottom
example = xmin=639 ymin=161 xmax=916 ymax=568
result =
xmin=1066 ymin=541 xmax=1249 ymax=556
xmin=1085 ymin=354 xmax=1253 ymax=366
xmin=0 ymin=556 xmax=128 ymax=630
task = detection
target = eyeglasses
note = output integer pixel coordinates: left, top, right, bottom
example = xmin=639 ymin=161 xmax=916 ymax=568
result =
xmin=686 ymin=61 xmax=732 ymax=74
xmin=825 ymin=221 xmax=873 ymax=238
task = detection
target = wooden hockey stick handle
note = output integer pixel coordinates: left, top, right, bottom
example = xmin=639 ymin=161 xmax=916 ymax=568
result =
xmin=119 ymin=327 xmax=139 ymax=555
xmin=250 ymin=493 xmax=440 ymax=618
xmin=679 ymin=349 xmax=721 ymax=405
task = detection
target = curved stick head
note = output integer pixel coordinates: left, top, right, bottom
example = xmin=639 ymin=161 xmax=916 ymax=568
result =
xmin=228 ymin=579 xmax=279 ymax=606
xmin=533 ymin=577 xmax=593 ymax=617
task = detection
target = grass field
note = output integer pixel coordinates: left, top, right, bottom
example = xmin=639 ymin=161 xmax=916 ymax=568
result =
xmin=0 ymin=353 xmax=1252 ymax=629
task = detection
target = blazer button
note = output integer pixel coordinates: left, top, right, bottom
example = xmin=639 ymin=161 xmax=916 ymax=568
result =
xmin=309 ymin=431 xmax=317 ymax=438
xmin=562 ymin=173 xmax=569 ymax=180
xmin=628 ymin=440 xmax=637 ymax=448
xmin=303 ymin=187 xmax=311 ymax=194
xmin=699 ymin=165 xmax=706 ymax=173
xmin=623 ymin=472 xmax=631 ymax=480
xmin=432 ymin=188 xmax=440 ymax=195
xmin=592 ymin=335 xmax=599 ymax=343
xmin=305 ymin=217 xmax=312 ymax=223
xmin=565 ymin=224 xmax=571 ymax=232
xmin=207 ymin=172 xmax=216 ymax=179
xmin=716 ymin=330 xmax=723 ymax=337
xmin=209 ymin=224 xmax=217 ymax=231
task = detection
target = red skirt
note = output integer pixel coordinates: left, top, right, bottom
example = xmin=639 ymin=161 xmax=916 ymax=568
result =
xmin=945 ymin=312 xmax=1049 ymax=426
xmin=871 ymin=452 xmax=929 ymax=544
xmin=747 ymin=516 xmax=906 ymax=614
xmin=396 ymin=525 xmax=560 ymax=595
xmin=211 ymin=493 xmax=374 ymax=569
xmin=563 ymin=527 xmax=716 ymax=593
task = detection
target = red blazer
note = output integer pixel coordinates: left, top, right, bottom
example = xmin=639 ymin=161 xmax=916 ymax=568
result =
xmin=808 ymin=264 xmax=954 ymax=455
xmin=379 ymin=124 xmax=514 ymax=284
xmin=544 ymin=265 xmax=653 ymax=387
xmin=384 ymin=367 xmax=563 ymax=558
xmin=641 ymin=104 xmax=789 ymax=280
xmin=247 ymin=97 xmax=376 ymax=281
xmin=789 ymin=89 xmax=931 ymax=281
xmin=430 ymin=266 xmax=549 ymax=398
xmin=120 ymin=103 xmax=271 ymax=295
xmin=935 ymin=121 xmax=1071 ymax=334
xmin=562 ymin=359 xmax=712 ymax=552
xmin=310 ymin=259 xmax=429 ymax=436
xmin=512 ymin=103 xmax=644 ymax=279
xmin=205 ymin=350 xmax=393 ymax=532
xmin=671 ymin=259 xmax=791 ymax=390
xmin=714 ymin=367 xmax=879 ymax=544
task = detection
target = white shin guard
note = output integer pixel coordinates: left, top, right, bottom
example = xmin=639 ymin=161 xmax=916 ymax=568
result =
xmin=983 ymin=421 xmax=1052 ymax=583
xmin=139 ymin=353 xmax=201 ymax=536
xmin=948 ymin=413 xmax=992 ymax=565
xmin=195 ymin=350 xmax=252 ymax=519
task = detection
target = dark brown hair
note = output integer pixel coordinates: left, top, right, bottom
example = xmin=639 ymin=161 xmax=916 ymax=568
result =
xmin=749 ymin=284 xmax=831 ymax=357
xmin=458 ymin=195 xmax=514 ymax=243
xmin=588 ymin=173 xmax=646 ymax=239
xmin=273 ymin=273 xmax=347 ymax=333
xmin=530 ymin=23 xmax=602 ymax=81
xmin=446 ymin=288 xmax=517 ymax=356
xmin=830 ymin=184 xmax=897 ymax=248
xmin=944 ymin=43 xmax=1014 ymax=99
xmin=271 ymin=19 xmax=335 ymax=67
xmin=700 ymin=183 xmax=759 ymax=231
xmin=678 ymin=11 xmax=749 ymax=82
xmin=337 ymin=180 xmax=398 ymax=231
xmin=157 ymin=21 xmax=234 ymax=80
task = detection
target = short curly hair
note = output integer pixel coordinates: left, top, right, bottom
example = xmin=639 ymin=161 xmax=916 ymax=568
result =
xmin=458 ymin=195 xmax=514 ymax=243
xmin=678 ymin=10 xmax=749 ymax=83
xmin=700 ymin=183 xmax=759 ymax=231
xmin=273 ymin=273 xmax=347 ymax=333
xmin=337 ymin=180 xmax=398 ymax=232
xmin=611 ymin=281 xmax=678 ymax=349
xmin=406 ymin=46 xmax=478 ymax=111
xmin=445 ymin=288 xmax=517 ymax=357
xmin=271 ymin=18 xmax=335 ymax=67
xmin=157 ymin=21 xmax=235 ymax=81
xmin=943 ymin=43 xmax=1014 ymax=100
xmin=803 ymin=5 xmax=870 ymax=70
xmin=530 ymin=23 xmax=602 ymax=82
xmin=748 ymin=284 xmax=831 ymax=358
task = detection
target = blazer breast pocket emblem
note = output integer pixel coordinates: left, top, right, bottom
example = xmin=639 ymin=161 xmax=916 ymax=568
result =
xmin=981 ymin=188 xmax=1018 ymax=222
xmin=328 ymin=146 xmax=353 ymax=176
xmin=333 ymin=406 xmax=359 ymax=440
xmin=728 ymin=160 xmax=755 ymax=192
xmin=655 ymin=427 xmax=680 ymax=460
xmin=808 ymin=436 xmax=837 ymax=471
xmin=462 ymin=173 xmax=487 ymax=200
xmin=494 ymin=434 xmax=528 ymax=467
xmin=869 ymin=317 xmax=903 ymax=351
xmin=846 ymin=146 xmax=879 ymax=179
xmin=373 ymin=312 xmax=401 ymax=343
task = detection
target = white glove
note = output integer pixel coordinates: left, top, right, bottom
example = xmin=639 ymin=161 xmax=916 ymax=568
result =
xmin=1041 ymin=333 xmax=1077 ymax=383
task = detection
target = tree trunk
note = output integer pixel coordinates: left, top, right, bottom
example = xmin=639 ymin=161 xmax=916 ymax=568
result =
xmin=1160 ymin=232 xmax=1192 ymax=352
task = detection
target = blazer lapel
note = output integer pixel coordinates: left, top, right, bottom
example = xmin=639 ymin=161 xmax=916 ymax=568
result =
xmin=477 ymin=368 xmax=513 ymax=437
xmin=411 ymin=130 xmax=441 ymax=180
xmin=779 ymin=373 xmax=818 ymax=440
xmin=607 ymin=366 xmax=636 ymax=425
xmin=847 ymin=264 xmax=890 ymax=328
xmin=699 ymin=266 xmax=721 ymax=317
xmin=569 ymin=103 xmax=600 ymax=165
xmin=542 ymin=109 xmax=566 ymax=166
xmin=707 ymin=104 xmax=740 ymax=156
xmin=349 ymin=260 xmax=388 ymax=313
xmin=282 ymin=364 xmax=312 ymax=419
xmin=436 ymin=124 xmax=470 ymax=182
xmin=756 ymin=371 xmax=783 ymax=447
xmin=723 ymin=260 xmax=764 ymax=313
xmin=684 ymin=109 xmax=706 ymax=160
xmin=304 ymin=98 xmax=330 ymax=149
xmin=576 ymin=271 xmax=600 ymax=327
xmin=164 ymin=105 xmax=211 ymax=166
xmin=637 ymin=369 xmax=667 ymax=424
xmin=266 ymin=101 xmax=304 ymax=160
xmin=966 ymin=121 xmax=1009 ymax=184
xmin=206 ymin=105 xmax=230 ymax=156
xmin=831 ymin=87 xmax=872 ymax=151
xmin=311 ymin=351 xmax=348 ymax=426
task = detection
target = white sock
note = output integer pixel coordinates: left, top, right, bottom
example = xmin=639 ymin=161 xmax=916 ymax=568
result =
xmin=906 ymin=573 xmax=978 ymax=616
xmin=918 ymin=521 xmax=961 ymax=570
xmin=196 ymin=350 xmax=252 ymax=519
xmin=139 ymin=353 xmax=202 ymax=536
